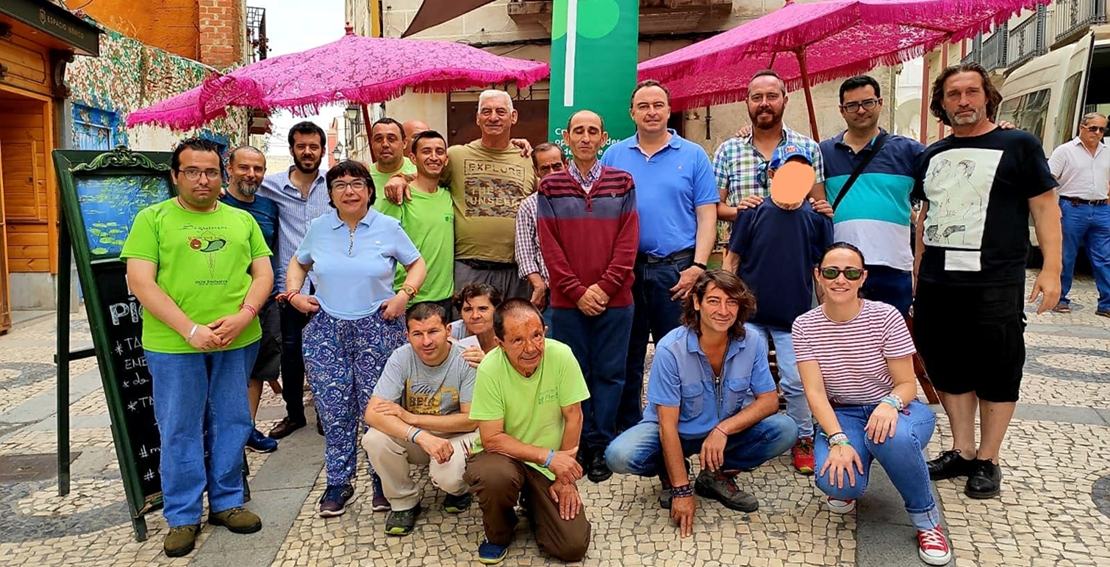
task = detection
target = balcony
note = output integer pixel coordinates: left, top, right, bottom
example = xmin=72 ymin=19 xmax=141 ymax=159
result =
xmin=1054 ymin=0 xmax=1108 ymax=48
xmin=507 ymin=0 xmax=733 ymax=35
xmin=981 ymin=24 xmax=1009 ymax=72
xmin=1007 ymin=7 xmax=1047 ymax=70
xmin=962 ymin=34 xmax=982 ymax=65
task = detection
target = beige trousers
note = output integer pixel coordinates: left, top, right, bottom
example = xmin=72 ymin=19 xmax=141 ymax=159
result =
xmin=362 ymin=428 xmax=478 ymax=510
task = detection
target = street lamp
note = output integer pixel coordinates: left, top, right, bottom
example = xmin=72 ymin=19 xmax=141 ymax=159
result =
xmin=332 ymin=141 xmax=346 ymax=162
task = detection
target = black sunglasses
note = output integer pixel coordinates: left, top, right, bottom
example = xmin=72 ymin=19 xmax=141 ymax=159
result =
xmin=820 ymin=267 xmax=864 ymax=281
xmin=1085 ymin=125 xmax=1108 ymax=134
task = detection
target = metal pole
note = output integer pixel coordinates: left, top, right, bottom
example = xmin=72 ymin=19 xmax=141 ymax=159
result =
xmin=56 ymin=209 xmax=71 ymax=497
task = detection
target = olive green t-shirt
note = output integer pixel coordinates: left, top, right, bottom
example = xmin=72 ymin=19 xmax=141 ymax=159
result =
xmin=446 ymin=140 xmax=537 ymax=263
xmin=370 ymin=159 xmax=418 ymax=219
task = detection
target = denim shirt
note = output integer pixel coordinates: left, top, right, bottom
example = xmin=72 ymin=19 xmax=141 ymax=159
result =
xmin=642 ymin=324 xmax=776 ymax=439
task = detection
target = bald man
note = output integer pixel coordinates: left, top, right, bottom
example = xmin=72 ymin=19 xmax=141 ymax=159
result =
xmin=403 ymin=120 xmax=431 ymax=159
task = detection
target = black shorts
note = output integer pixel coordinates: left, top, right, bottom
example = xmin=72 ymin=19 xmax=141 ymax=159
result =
xmin=913 ymin=281 xmax=1026 ymax=402
xmin=249 ymin=299 xmax=282 ymax=382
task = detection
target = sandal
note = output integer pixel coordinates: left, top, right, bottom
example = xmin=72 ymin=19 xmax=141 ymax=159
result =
xmin=1052 ymin=302 xmax=1071 ymax=313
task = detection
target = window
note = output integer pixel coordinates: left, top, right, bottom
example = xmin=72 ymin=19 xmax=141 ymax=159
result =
xmin=997 ymin=88 xmax=1051 ymax=145
xmin=72 ymin=104 xmax=120 ymax=151
xmin=1055 ymin=73 xmax=1084 ymax=145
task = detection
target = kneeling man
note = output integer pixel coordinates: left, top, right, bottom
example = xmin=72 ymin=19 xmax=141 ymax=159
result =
xmin=605 ymin=270 xmax=796 ymax=537
xmin=364 ymin=302 xmax=479 ymax=536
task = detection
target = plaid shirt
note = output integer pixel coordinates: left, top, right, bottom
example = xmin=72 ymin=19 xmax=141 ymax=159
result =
xmin=713 ymin=125 xmax=826 ymax=206
xmin=567 ymin=159 xmax=603 ymax=190
xmin=514 ymin=192 xmax=548 ymax=282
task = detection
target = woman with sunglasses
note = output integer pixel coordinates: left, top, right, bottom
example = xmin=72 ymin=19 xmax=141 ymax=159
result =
xmin=285 ymin=160 xmax=427 ymax=518
xmin=791 ymin=242 xmax=951 ymax=566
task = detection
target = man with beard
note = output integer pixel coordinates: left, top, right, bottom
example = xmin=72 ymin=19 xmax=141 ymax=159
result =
xmin=220 ymin=146 xmax=281 ymax=453
xmin=370 ymin=118 xmax=417 ymax=218
xmin=259 ymin=121 xmax=332 ymax=441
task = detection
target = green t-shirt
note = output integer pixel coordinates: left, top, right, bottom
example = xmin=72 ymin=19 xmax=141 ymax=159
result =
xmin=120 ymin=199 xmax=271 ymax=354
xmin=392 ymin=185 xmax=454 ymax=302
xmin=468 ymin=339 xmax=590 ymax=480
xmin=370 ymin=159 xmax=418 ymax=219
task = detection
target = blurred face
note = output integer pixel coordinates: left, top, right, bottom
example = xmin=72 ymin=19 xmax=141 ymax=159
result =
xmin=693 ymin=283 xmax=740 ymax=335
xmin=413 ymin=137 xmax=448 ymax=178
xmin=747 ymin=75 xmax=787 ymax=130
xmin=1080 ymin=116 xmax=1108 ymax=147
xmin=839 ymin=85 xmax=882 ymax=132
xmin=290 ymin=132 xmax=323 ymax=174
xmin=372 ymin=123 xmax=406 ymax=168
xmin=407 ymin=315 xmax=450 ymax=365
xmin=329 ymin=173 xmax=370 ymax=217
xmin=461 ymin=295 xmax=495 ymax=336
xmin=630 ymin=85 xmax=670 ymax=136
xmin=563 ymin=111 xmax=607 ymax=162
xmin=477 ymin=94 xmax=517 ymax=138
xmin=533 ymin=148 xmax=565 ymax=179
xmin=496 ymin=311 xmax=546 ymax=377
xmin=942 ymin=71 xmax=989 ymax=127
xmin=229 ymin=151 xmax=266 ymax=197
xmin=172 ymin=149 xmax=222 ymax=209
xmin=816 ymin=248 xmax=867 ymax=303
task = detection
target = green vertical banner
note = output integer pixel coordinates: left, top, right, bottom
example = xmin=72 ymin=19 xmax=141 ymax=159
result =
xmin=548 ymin=0 xmax=640 ymax=156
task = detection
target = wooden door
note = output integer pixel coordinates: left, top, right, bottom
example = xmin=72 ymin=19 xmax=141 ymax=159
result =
xmin=447 ymin=99 xmax=550 ymax=147
xmin=0 ymin=139 xmax=13 ymax=332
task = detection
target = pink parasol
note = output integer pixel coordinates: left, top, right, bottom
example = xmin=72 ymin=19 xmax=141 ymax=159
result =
xmin=637 ymin=0 xmax=1050 ymax=139
xmin=127 ymin=26 xmax=549 ymax=129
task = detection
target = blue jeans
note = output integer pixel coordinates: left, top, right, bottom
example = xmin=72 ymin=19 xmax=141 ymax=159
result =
xmin=146 ymin=343 xmax=259 ymax=527
xmin=1060 ymin=201 xmax=1110 ymax=310
xmin=551 ymin=305 xmax=634 ymax=449
xmin=747 ymin=324 xmax=810 ymax=439
xmin=604 ymin=414 xmax=797 ymax=477
xmin=621 ymin=255 xmax=692 ymax=431
xmin=861 ymin=264 xmax=913 ymax=317
xmin=814 ymin=401 xmax=939 ymax=530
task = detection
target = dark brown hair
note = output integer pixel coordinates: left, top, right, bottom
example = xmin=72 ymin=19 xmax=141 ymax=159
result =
xmin=629 ymin=79 xmax=670 ymax=108
xmin=406 ymin=301 xmax=448 ymax=328
xmin=325 ymin=160 xmax=374 ymax=208
xmin=492 ymin=298 xmax=542 ymax=341
xmin=680 ymin=270 xmax=757 ymax=340
xmin=453 ymin=283 xmax=504 ymax=313
xmin=929 ymin=62 xmax=1002 ymax=126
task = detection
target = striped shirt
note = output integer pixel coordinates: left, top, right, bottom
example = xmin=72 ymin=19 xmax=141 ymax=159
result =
xmin=791 ymin=300 xmax=915 ymax=405
xmin=258 ymin=167 xmax=331 ymax=292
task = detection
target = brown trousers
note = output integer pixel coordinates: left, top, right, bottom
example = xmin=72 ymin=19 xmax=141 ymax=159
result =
xmin=463 ymin=452 xmax=591 ymax=562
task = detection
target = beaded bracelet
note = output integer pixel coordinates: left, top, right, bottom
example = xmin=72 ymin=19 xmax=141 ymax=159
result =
xmin=670 ymin=484 xmax=694 ymax=498
xmin=880 ymin=394 xmax=905 ymax=412
xmin=543 ymin=450 xmax=555 ymax=468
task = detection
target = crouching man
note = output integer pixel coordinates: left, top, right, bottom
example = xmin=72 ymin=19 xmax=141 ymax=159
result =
xmin=605 ymin=271 xmax=796 ymax=537
xmin=364 ymin=302 xmax=479 ymax=536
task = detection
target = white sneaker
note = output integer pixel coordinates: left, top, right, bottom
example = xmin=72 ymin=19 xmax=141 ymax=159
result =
xmin=826 ymin=497 xmax=856 ymax=514
xmin=917 ymin=526 xmax=952 ymax=565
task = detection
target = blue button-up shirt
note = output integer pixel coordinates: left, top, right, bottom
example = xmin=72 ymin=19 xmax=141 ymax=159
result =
xmin=642 ymin=324 xmax=776 ymax=439
xmin=258 ymin=166 xmax=331 ymax=291
xmin=600 ymin=129 xmax=718 ymax=257
xmin=295 ymin=209 xmax=421 ymax=320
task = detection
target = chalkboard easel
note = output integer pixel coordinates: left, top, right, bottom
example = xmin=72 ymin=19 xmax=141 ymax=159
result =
xmin=53 ymin=146 xmax=176 ymax=541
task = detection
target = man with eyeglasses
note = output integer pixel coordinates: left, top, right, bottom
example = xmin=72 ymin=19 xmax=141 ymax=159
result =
xmin=516 ymin=142 xmax=566 ymax=315
xmin=1049 ymin=112 xmax=1110 ymax=316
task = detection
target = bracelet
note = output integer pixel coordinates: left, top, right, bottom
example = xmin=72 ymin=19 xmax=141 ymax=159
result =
xmin=401 ymin=284 xmax=417 ymax=298
xmin=880 ymin=394 xmax=905 ymax=412
xmin=692 ymin=261 xmax=708 ymax=271
xmin=285 ymin=290 xmax=301 ymax=303
xmin=187 ymin=323 xmax=199 ymax=342
xmin=410 ymin=428 xmax=423 ymax=443
xmin=713 ymin=425 xmax=728 ymax=437
xmin=240 ymin=303 xmax=258 ymax=317
xmin=404 ymin=425 xmax=415 ymax=441
xmin=827 ymin=433 xmax=849 ymax=447
xmin=670 ymin=484 xmax=695 ymax=498
xmin=543 ymin=449 xmax=555 ymax=468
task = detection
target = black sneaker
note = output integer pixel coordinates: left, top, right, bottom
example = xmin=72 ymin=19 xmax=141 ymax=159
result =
xmin=443 ymin=492 xmax=472 ymax=514
xmin=587 ymin=449 xmax=612 ymax=483
xmin=927 ymin=450 xmax=976 ymax=480
xmin=385 ymin=504 xmax=421 ymax=536
xmin=318 ymin=484 xmax=355 ymax=517
xmin=965 ymin=459 xmax=1002 ymax=499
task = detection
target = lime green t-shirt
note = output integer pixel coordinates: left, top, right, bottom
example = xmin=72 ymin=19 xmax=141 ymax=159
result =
xmin=120 ymin=199 xmax=272 ymax=354
xmin=468 ymin=339 xmax=590 ymax=480
xmin=370 ymin=159 xmax=417 ymax=219
xmin=392 ymin=185 xmax=454 ymax=302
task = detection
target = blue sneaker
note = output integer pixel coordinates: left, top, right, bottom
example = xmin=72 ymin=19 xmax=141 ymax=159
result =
xmin=477 ymin=537 xmax=509 ymax=564
xmin=318 ymin=484 xmax=355 ymax=518
xmin=246 ymin=428 xmax=278 ymax=453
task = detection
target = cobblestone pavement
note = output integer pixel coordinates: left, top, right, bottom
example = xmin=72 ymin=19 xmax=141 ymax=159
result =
xmin=0 ymin=271 xmax=1107 ymax=566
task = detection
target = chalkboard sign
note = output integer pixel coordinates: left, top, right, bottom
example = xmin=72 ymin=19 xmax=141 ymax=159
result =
xmin=53 ymin=147 xmax=175 ymax=535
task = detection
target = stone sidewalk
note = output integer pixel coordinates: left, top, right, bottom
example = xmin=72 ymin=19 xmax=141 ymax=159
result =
xmin=0 ymin=271 xmax=1107 ymax=567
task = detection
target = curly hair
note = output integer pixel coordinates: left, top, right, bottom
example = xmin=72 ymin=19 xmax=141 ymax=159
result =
xmin=679 ymin=270 xmax=757 ymax=340
xmin=453 ymin=283 xmax=504 ymax=314
xmin=929 ymin=62 xmax=1002 ymax=127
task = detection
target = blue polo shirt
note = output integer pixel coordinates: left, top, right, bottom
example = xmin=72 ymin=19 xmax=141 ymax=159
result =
xmin=601 ymin=129 xmax=718 ymax=257
xmin=642 ymin=325 xmax=776 ymax=439
xmin=820 ymin=130 xmax=925 ymax=271
xmin=295 ymin=209 xmax=420 ymax=319
xmin=220 ymin=193 xmax=280 ymax=287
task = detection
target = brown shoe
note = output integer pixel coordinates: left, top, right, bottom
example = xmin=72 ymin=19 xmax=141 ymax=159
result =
xmin=1097 ymin=310 xmax=1110 ymax=318
xmin=1052 ymin=302 xmax=1071 ymax=313
xmin=268 ymin=416 xmax=306 ymax=439
xmin=164 ymin=524 xmax=199 ymax=557
xmin=208 ymin=507 xmax=262 ymax=534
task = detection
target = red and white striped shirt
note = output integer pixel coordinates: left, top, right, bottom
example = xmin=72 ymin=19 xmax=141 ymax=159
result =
xmin=791 ymin=300 xmax=916 ymax=405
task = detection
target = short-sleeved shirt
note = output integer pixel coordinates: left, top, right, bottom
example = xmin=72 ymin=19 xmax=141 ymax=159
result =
xmin=820 ymin=130 xmax=924 ymax=271
xmin=294 ymin=209 xmax=421 ymax=319
xmin=121 ymin=199 xmax=271 ymax=353
xmin=792 ymin=300 xmax=916 ymax=405
xmin=729 ymin=199 xmax=832 ymax=330
xmin=446 ymin=140 xmax=538 ymax=263
xmin=258 ymin=167 xmax=331 ymax=291
xmin=1048 ymin=137 xmax=1110 ymax=201
xmin=642 ymin=325 xmax=776 ymax=439
xmin=381 ymin=185 xmax=454 ymax=303
xmin=372 ymin=342 xmax=476 ymax=418
xmin=468 ymin=340 xmax=590 ymax=480
xmin=911 ymin=128 xmax=1057 ymax=286
xmin=370 ymin=159 xmax=419 ymax=218
xmin=601 ymin=129 xmax=719 ymax=257
xmin=220 ymin=192 xmax=280 ymax=287
xmin=713 ymin=126 xmax=826 ymax=205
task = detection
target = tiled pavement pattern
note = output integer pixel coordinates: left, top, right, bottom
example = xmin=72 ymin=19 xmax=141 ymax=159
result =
xmin=0 ymin=271 xmax=1107 ymax=566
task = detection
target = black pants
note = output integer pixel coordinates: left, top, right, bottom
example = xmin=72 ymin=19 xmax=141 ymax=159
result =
xmin=279 ymin=302 xmax=309 ymax=422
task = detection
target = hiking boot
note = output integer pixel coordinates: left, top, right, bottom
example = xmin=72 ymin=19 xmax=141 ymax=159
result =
xmin=443 ymin=492 xmax=472 ymax=514
xmin=384 ymin=504 xmax=422 ymax=536
xmin=208 ymin=507 xmax=262 ymax=534
xmin=268 ymin=416 xmax=306 ymax=439
xmin=694 ymin=469 xmax=759 ymax=513
xmin=792 ymin=437 xmax=815 ymax=475
xmin=965 ymin=459 xmax=1002 ymax=499
xmin=318 ymin=484 xmax=355 ymax=517
xmin=371 ymin=474 xmax=390 ymax=512
xmin=246 ymin=428 xmax=278 ymax=453
xmin=927 ymin=450 xmax=976 ymax=480
xmin=163 ymin=524 xmax=199 ymax=557
xmin=587 ymin=449 xmax=612 ymax=483
xmin=917 ymin=526 xmax=953 ymax=565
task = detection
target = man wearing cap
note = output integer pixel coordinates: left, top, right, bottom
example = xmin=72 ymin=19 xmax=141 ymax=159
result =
xmin=724 ymin=145 xmax=833 ymax=475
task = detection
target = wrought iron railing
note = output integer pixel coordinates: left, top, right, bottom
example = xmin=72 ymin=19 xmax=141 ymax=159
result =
xmin=247 ymin=6 xmax=268 ymax=62
xmin=981 ymin=25 xmax=1009 ymax=71
xmin=1008 ymin=7 xmax=1047 ymax=70
xmin=1055 ymin=0 xmax=1108 ymax=47
xmin=962 ymin=34 xmax=983 ymax=65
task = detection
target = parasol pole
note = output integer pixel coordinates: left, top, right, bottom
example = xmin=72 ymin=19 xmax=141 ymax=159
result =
xmin=362 ymin=104 xmax=373 ymax=138
xmin=795 ymin=47 xmax=820 ymax=141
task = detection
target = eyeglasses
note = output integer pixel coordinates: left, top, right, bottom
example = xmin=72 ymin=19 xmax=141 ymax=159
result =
xmin=1084 ymin=125 xmax=1108 ymax=134
xmin=820 ymin=267 xmax=864 ymax=281
xmin=840 ymin=99 xmax=880 ymax=113
xmin=330 ymin=180 xmax=369 ymax=192
xmin=179 ymin=168 xmax=222 ymax=181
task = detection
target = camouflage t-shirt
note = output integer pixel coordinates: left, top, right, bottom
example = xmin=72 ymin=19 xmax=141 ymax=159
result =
xmin=445 ymin=140 xmax=537 ymax=263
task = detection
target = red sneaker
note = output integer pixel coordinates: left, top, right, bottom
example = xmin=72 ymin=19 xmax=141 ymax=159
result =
xmin=917 ymin=526 xmax=952 ymax=565
xmin=792 ymin=437 xmax=815 ymax=475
